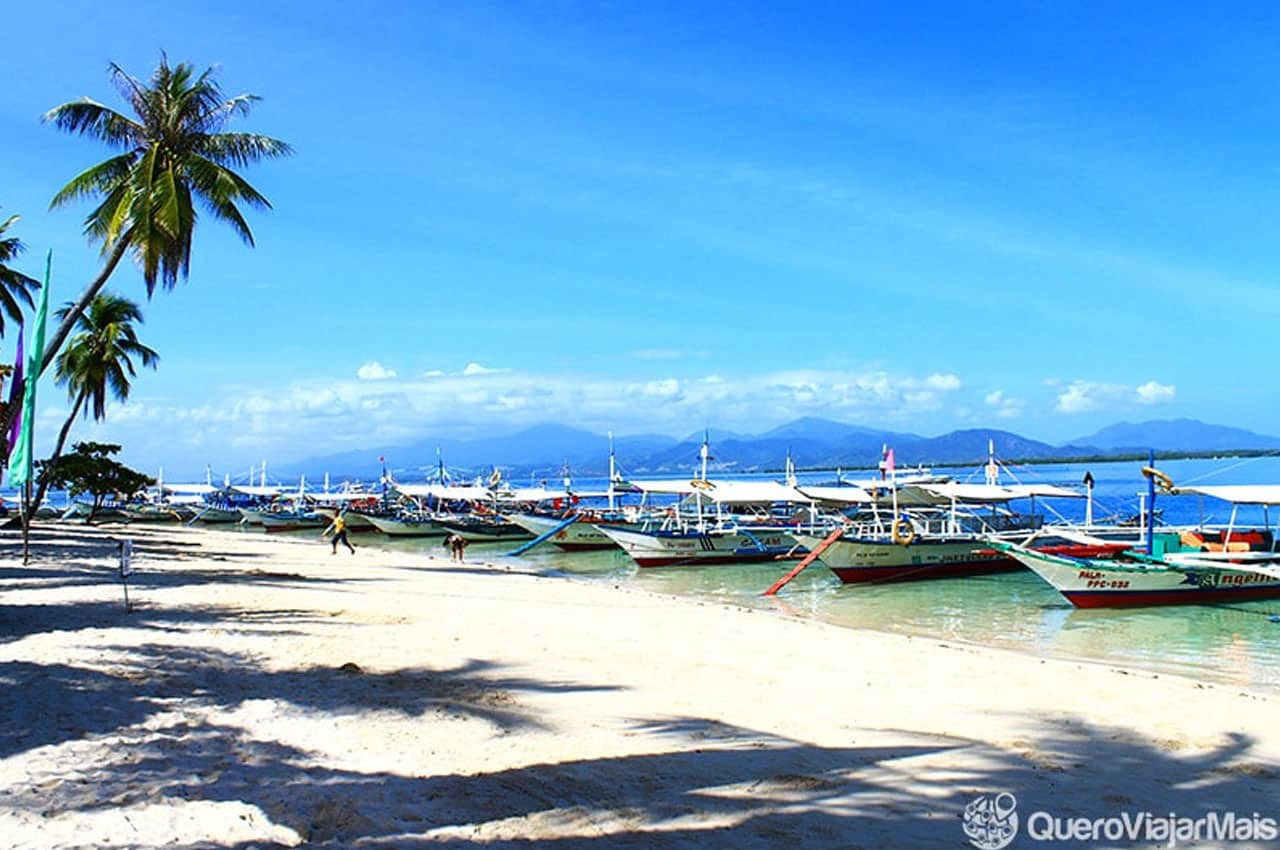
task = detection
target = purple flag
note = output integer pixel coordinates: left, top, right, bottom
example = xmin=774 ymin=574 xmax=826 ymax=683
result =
xmin=6 ymin=325 xmax=23 ymax=453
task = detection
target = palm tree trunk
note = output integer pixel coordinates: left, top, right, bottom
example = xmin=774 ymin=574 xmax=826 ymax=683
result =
xmin=0 ymin=233 xmax=132 ymax=447
xmin=30 ymin=391 xmax=85 ymax=514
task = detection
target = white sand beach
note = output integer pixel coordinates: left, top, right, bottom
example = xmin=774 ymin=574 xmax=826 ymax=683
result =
xmin=2 ymin=524 xmax=1278 ymax=849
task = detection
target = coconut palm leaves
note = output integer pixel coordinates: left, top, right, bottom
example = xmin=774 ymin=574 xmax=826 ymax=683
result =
xmin=45 ymin=57 xmax=291 ymax=295
xmin=0 ymin=212 xmax=40 ymax=339
xmin=31 ymin=293 xmax=158 ymax=511
xmin=54 ymin=293 xmax=158 ymax=420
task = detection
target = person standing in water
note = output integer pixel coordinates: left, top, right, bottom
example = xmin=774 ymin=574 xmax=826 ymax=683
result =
xmin=324 ymin=507 xmax=356 ymax=555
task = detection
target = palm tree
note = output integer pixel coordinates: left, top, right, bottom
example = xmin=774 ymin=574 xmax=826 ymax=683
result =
xmin=0 ymin=210 xmax=41 ymax=339
xmin=31 ymin=293 xmax=158 ymax=512
xmin=0 ymin=57 xmax=289 ymax=435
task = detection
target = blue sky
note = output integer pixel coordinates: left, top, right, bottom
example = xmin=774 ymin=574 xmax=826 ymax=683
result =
xmin=3 ymin=1 xmax=1280 ymax=477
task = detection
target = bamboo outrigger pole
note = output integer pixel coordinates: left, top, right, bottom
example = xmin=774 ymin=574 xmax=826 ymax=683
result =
xmin=762 ymin=524 xmax=846 ymax=597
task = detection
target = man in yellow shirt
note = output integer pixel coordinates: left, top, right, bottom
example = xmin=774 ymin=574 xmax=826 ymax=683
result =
xmin=324 ymin=508 xmax=356 ymax=555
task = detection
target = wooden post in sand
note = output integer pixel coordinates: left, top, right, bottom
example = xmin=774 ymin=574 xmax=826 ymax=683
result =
xmin=118 ymin=538 xmax=134 ymax=612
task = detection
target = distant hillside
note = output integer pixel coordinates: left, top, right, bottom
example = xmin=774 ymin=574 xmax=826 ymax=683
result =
xmin=894 ymin=429 xmax=1072 ymax=465
xmin=1072 ymin=419 xmax=1280 ymax=452
xmin=285 ymin=416 xmax=1280 ymax=481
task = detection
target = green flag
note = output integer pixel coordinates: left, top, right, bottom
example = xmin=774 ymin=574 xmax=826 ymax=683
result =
xmin=7 ymin=252 xmax=51 ymax=489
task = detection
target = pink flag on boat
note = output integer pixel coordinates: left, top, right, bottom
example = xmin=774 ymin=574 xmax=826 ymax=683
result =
xmin=884 ymin=447 xmax=895 ymax=475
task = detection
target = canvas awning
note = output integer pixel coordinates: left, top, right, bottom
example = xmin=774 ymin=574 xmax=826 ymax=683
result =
xmin=392 ymin=484 xmax=494 ymax=501
xmin=1173 ymin=485 xmax=1280 ymax=505
xmin=796 ymin=485 xmax=875 ymax=505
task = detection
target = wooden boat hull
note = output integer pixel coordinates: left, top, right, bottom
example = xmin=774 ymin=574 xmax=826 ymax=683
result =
xmin=363 ymin=514 xmax=445 ymax=537
xmin=598 ymin=526 xmax=802 ymax=568
xmin=260 ymin=513 xmax=327 ymax=532
xmin=312 ymin=507 xmax=379 ymax=533
xmin=997 ymin=544 xmax=1280 ymax=608
xmin=507 ymin=513 xmax=620 ymax=551
xmin=794 ymin=534 xmax=1017 ymax=584
xmin=434 ymin=517 xmax=533 ymax=543
xmin=191 ymin=506 xmax=243 ymax=523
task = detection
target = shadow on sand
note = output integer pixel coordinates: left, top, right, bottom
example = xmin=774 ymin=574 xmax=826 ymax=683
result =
xmin=3 ymin=633 xmax=1276 ymax=848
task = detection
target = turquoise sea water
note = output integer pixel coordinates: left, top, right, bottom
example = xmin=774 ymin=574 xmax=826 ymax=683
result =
xmin=361 ymin=456 xmax=1280 ymax=693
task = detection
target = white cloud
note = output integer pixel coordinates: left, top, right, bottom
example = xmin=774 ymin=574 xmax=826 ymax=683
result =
xmin=924 ymin=373 xmax=962 ymax=391
xmin=1055 ymin=379 xmax=1176 ymax=414
xmin=984 ymin=389 xmax=1025 ymax=419
xmin=357 ymin=361 xmax=397 ymax=381
xmin=1135 ymin=381 xmax=1176 ymax=405
xmin=461 ymin=362 xmax=511 ymax=376
xmin=83 ymin=365 xmax=983 ymax=472
xmin=638 ymin=378 xmax=682 ymax=398
xmin=423 ymin=369 xmax=445 ymax=378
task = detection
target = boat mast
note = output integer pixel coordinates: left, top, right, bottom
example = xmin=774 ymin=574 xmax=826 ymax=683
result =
xmin=697 ymin=430 xmax=710 ymax=532
xmin=1146 ymin=449 xmax=1156 ymax=555
xmin=607 ymin=431 xmax=616 ymax=511
xmin=1083 ymin=471 xmax=1095 ymax=528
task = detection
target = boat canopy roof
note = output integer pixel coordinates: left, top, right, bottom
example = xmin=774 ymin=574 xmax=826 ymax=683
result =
xmin=393 ymin=483 xmax=494 ymax=501
xmin=506 ymin=487 xmax=571 ymax=502
xmin=1004 ymin=484 xmax=1084 ymax=499
xmin=895 ymin=481 xmax=1081 ymax=504
xmin=796 ymin=485 xmax=875 ymax=505
xmin=618 ymin=479 xmax=699 ymax=495
xmin=686 ymin=480 xmax=811 ymax=504
xmin=229 ymin=485 xmax=285 ymax=497
xmin=1174 ymin=485 xmax=1280 ymax=505
xmin=163 ymin=483 xmax=218 ymax=495
xmin=622 ymin=478 xmax=810 ymax=503
xmin=309 ymin=492 xmax=381 ymax=503
xmin=899 ymin=482 xmax=1023 ymax=504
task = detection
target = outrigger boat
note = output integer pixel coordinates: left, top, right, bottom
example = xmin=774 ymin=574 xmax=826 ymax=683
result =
xmin=598 ymin=440 xmax=812 ymax=568
xmin=792 ymin=481 xmax=1122 ymax=584
xmin=994 ymin=480 xmax=1280 ymax=608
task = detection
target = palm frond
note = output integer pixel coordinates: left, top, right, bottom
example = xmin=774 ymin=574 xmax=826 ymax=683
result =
xmin=43 ymin=99 xmax=143 ymax=148
xmin=49 ymin=153 xmax=139 ymax=209
xmin=193 ymin=132 xmax=292 ymax=168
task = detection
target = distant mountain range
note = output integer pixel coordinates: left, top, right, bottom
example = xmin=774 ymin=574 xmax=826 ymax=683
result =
xmin=284 ymin=417 xmax=1280 ymax=481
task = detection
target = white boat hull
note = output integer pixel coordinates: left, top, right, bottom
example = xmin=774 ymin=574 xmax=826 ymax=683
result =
xmin=363 ymin=514 xmax=445 ymax=537
xmin=999 ymin=544 xmax=1280 ymax=608
xmin=507 ymin=513 xmax=621 ymax=551
xmin=598 ymin=525 xmax=802 ymax=568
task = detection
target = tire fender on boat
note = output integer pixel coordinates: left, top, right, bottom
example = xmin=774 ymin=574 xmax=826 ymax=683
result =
xmin=891 ymin=517 xmax=916 ymax=546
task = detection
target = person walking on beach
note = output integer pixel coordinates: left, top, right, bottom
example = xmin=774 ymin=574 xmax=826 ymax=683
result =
xmin=445 ymin=532 xmax=468 ymax=563
xmin=324 ymin=508 xmax=356 ymax=555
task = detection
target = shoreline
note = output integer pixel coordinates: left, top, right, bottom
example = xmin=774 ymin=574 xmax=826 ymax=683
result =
xmin=3 ymin=523 xmax=1279 ymax=848
xmin=24 ymin=519 xmax=1280 ymax=695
